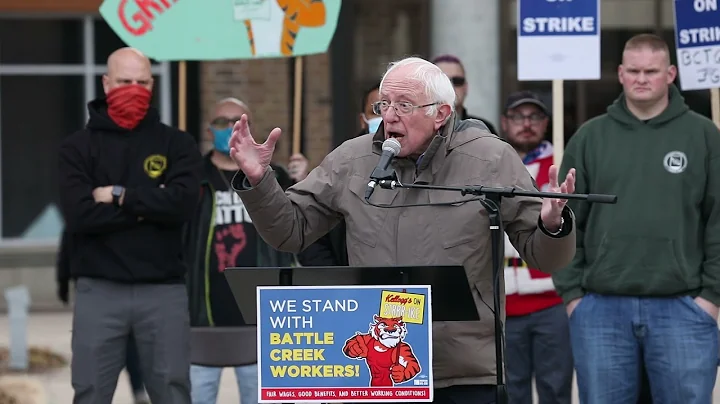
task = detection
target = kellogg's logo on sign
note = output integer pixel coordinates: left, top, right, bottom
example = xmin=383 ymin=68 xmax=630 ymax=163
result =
xmin=379 ymin=291 xmax=425 ymax=325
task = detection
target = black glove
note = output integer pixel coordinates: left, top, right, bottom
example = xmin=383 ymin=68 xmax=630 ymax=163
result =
xmin=57 ymin=280 xmax=69 ymax=305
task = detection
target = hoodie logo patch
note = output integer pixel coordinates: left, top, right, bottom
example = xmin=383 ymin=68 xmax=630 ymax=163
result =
xmin=144 ymin=154 xmax=167 ymax=179
xmin=663 ymin=151 xmax=687 ymax=174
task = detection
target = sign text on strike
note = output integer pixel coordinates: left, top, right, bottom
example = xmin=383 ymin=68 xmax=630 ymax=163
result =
xmin=522 ymin=17 xmax=596 ymax=34
xmin=678 ymin=26 xmax=720 ymax=46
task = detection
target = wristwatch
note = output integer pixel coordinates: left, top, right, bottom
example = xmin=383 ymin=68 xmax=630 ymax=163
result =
xmin=112 ymin=185 xmax=125 ymax=206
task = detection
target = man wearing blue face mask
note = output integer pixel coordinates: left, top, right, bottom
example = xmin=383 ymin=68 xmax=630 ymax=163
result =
xmin=184 ymin=97 xmax=304 ymax=404
xmin=359 ymin=82 xmax=382 ymax=136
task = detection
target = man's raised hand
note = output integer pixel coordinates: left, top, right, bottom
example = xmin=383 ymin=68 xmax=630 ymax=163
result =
xmin=540 ymin=166 xmax=576 ymax=232
xmin=229 ymin=114 xmax=282 ymax=186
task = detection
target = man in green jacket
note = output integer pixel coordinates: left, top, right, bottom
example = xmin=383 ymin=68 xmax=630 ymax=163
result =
xmin=554 ymin=33 xmax=720 ymax=403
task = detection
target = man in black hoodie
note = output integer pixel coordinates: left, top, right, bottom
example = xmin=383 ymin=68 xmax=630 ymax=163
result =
xmin=58 ymin=47 xmax=201 ymax=404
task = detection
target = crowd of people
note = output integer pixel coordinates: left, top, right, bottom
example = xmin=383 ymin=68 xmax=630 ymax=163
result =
xmin=56 ymin=31 xmax=720 ymax=404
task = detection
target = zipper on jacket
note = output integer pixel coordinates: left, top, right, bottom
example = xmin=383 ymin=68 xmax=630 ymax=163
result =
xmin=204 ymin=182 xmax=217 ymax=326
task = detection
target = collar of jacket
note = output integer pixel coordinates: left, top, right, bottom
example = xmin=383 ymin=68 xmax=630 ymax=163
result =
xmin=371 ymin=112 xmax=483 ymax=177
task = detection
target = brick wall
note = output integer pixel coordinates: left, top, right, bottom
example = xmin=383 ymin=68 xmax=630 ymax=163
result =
xmin=198 ymin=0 xmax=428 ymax=170
xmin=200 ymin=58 xmax=293 ymax=166
xmin=199 ymin=53 xmax=332 ymax=170
xmin=0 ymin=0 xmax=100 ymax=12
xmin=302 ymin=53 xmax=332 ymax=168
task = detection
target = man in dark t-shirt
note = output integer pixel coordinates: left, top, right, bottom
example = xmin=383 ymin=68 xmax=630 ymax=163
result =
xmin=206 ymin=168 xmax=259 ymax=326
xmin=185 ymin=97 xmax=300 ymax=404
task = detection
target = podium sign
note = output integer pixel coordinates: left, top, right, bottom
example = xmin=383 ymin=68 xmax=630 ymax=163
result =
xmin=256 ymin=285 xmax=433 ymax=403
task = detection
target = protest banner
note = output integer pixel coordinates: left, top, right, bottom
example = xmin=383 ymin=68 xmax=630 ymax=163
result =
xmin=256 ymin=285 xmax=433 ymax=403
xmin=517 ymin=0 xmax=601 ymax=164
xmin=99 ymin=0 xmax=342 ymax=151
xmin=673 ymin=0 xmax=720 ymax=127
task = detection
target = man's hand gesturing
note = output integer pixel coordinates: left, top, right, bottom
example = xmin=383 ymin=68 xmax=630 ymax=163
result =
xmin=229 ymin=114 xmax=282 ymax=186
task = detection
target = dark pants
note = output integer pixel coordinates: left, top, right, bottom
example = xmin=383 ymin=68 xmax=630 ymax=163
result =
xmin=505 ymin=304 xmax=574 ymax=404
xmin=433 ymin=385 xmax=496 ymax=404
xmin=570 ymin=293 xmax=718 ymax=404
xmin=126 ymin=333 xmax=144 ymax=394
xmin=391 ymin=384 xmax=496 ymax=404
xmin=71 ymin=277 xmax=191 ymax=404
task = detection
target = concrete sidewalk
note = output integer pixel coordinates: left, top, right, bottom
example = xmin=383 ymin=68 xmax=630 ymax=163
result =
xmin=1 ymin=312 xmax=719 ymax=403
xmin=0 ymin=312 xmax=241 ymax=404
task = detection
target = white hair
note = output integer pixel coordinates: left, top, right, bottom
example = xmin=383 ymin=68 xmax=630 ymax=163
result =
xmin=216 ymin=97 xmax=250 ymax=112
xmin=379 ymin=57 xmax=456 ymax=117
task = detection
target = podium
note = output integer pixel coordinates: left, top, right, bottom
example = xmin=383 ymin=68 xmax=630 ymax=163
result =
xmin=224 ymin=265 xmax=480 ymax=324
xmin=194 ymin=265 xmax=479 ymax=369
xmin=222 ymin=266 xmax=481 ymax=403
xmin=221 ymin=265 xmax=480 ymax=402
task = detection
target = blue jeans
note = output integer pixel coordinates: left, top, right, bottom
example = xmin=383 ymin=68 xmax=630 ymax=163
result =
xmin=570 ymin=293 xmax=718 ymax=404
xmin=190 ymin=364 xmax=258 ymax=404
xmin=506 ymin=304 xmax=573 ymax=404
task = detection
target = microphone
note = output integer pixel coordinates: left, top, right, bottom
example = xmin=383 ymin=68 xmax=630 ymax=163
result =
xmin=365 ymin=138 xmax=402 ymax=200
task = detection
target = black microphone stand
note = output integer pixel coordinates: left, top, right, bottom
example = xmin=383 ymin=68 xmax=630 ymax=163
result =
xmin=373 ymin=178 xmax=617 ymax=404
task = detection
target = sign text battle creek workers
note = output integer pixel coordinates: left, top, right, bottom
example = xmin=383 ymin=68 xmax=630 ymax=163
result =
xmin=256 ymin=285 xmax=433 ymax=403
xmin=517 ymin=0 xmax=601 ymax=81
xmin=673 ymin=0 xmax=720 ymax=90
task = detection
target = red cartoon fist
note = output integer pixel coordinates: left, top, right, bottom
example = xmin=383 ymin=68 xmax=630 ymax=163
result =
xmin=391 ymin=364 xmax=405 ymax=383
xmin=344 ymin=338 xmax=368 ymax=358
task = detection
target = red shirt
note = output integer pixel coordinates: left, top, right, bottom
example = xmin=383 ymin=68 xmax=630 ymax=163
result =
xmin=505 ymin=141 xmax=564 ymax=317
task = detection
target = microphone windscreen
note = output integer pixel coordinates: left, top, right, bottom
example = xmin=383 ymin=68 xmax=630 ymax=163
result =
xmin=382 ymin=138 xmax=401 ymax=155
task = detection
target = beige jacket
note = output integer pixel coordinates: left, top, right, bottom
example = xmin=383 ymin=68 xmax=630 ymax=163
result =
xmin=233 ymin=114 xmax=576 ymax=387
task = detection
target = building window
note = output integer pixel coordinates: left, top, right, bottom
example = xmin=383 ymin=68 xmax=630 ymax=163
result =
xmin=93 ymin=17 xmax=160 ymax=65
xmin=0 ymin=75 xmax=84 ymax=239
xmin=0 ymin=19 xmax=83 ymax=64
xmin=0 ymin=15 xmax=173 ymax=244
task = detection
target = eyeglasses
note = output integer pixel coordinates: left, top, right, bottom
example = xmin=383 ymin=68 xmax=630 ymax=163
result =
xmin=449 ymin=76 xmax=466 ymax=87
xmin=372 ymin=101 xmax=438 ymax=117
xmin=505 ymin=113 xmax=546 ymax=125
xmin=210 ymin=116 xmax=246 ymax=129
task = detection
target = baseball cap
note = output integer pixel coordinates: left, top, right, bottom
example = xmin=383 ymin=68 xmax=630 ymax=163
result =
xmin=504 ymin=91 xmax=549 ymax=115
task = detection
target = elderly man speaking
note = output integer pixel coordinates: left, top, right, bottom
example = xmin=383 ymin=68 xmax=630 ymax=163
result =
xmin=227 ymin=57 xmax=577 ymax=404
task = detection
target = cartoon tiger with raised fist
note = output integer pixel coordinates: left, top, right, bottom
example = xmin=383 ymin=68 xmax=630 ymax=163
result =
xmin=243 ymin=0 xmax=326 ymax=57
xmin=342 ymin=315 xmax=421 ymax=387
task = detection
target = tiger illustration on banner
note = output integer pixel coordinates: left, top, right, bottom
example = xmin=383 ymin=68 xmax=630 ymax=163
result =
xmin=235 ymin=0 xmax=327 ymax=57
xmin=342 ymin=315 xmax=422 ymax=387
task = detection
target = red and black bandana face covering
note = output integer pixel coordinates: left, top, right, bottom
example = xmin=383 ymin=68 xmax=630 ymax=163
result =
xmin=106 ymin=84 xmax=152 ymax=130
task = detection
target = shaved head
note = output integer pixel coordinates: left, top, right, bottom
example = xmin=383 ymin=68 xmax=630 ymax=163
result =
xmin=623 ymin=34 xmax=671 ymax=65
xmin=103 ymin=47 xmax=154 ymax=94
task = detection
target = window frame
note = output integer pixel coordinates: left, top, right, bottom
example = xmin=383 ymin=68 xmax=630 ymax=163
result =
xmin=0 ymin=13 xmax=173 ymax=245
